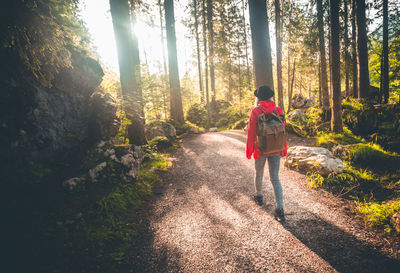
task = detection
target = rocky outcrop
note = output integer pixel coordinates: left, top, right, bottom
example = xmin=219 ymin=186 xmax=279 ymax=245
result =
xmin=63 ymin=141 xmax=143 ymax=191
xmin=292 ymin=93 xmax=314 ymax=109
xmin=88 ymin=92 xmax=120 ymax=142
xmin=145 ymin=121 xmax=176 ymax=141
xmin=287 ymin=109 xmax=307 ymax=123
xmin=0 ymin=50 xmax=107 ymax=166
xmin=332 ymin=145 xmax=353 ymax=161
xmin=285 ymin=146 xmax=344 ymax=175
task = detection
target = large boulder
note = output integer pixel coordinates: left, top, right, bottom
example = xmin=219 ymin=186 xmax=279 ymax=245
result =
xmin=332 ymin=144 xmax=353 ymax=161
xmin=0 ymin=51 xmax=105 ymax=166
xmin=145 ymin=121 xmax=176 ymax=141
xmin=285 ymin=146 xmax=344 ymax=175
xmin=292 ymin=93 xmax=314 ymax=109
xmin=287 ymin=109 xmax=307 ymax=123
xmin=88 ymin=91 xmax=120 ymax=142
xmin=62 ymin=141 xmax=144 ymax=191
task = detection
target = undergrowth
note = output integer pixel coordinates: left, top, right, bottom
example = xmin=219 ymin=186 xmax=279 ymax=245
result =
xmin=297 ymin=104 xmax=400 ymax=234
xmin=5 ymin=150 xmax=172 ymax=273
xmin=358 ymin=200 xmax=400 ymax=233
xmin=316 ymin=126 xmax=365 ymax=149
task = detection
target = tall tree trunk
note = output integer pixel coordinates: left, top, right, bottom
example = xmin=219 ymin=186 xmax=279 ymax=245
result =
xmin=275 ymin=0 xmax=284 ymax=111
xmin=201 ymin=0 xmax=210 ymax=120
xmin=328 ymin=3 xmax=332 ymax=100
xmin=206 ymin=0 xmax=215 ymax=100
xmin=287 ymin=52 xmax=291 ymax=111
xmin=193 ymin=0 xmax=204 ymax=103
xmin=356 ymin=0 xmax=370 ymax=98
xmin=130 ymin=0 xmax=143 ymax=118
xmin=158 ymin=0 xmax=169 ymax=119
xmin=238 ymin=42 xmax=242 ymax=110
xmin=158 ymin=0 xmax=168 ymax=74
xmin=109 ymin=0 xmax=146 ymax=145
xmin=248 ymin=0 xmax=274 ymax=93
xmin=382 ymin=0 xmax=389 ymax=103
xmin=319 ymin=58 xmax=322 ymax=106
xmin=330 ymin=0 xmax=343 ymax=132
xmin=242 ymin=0 xmax=251 ymax=92
xmin=287 ymin=59 xmax=296 ymax=113
xmin=164 ymin=0 xmax=184 ymax=123
xmin=316 ymin=0 xmax=329 ymax=108
xmin=351 ymin=0 xmax=358 ymax=97
xmin=343 ymin=0 xmax=350 ymax=97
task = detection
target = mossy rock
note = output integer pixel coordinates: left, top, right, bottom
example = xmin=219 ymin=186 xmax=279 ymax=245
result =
xmin=349 ymin=144 xmax=400 ymax=173
xmin=148 ymin=136 xmax=173 ymax=151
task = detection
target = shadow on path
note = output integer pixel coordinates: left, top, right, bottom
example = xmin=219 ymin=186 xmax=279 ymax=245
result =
xmin=130 ymin=131 xmax=400 ymax=272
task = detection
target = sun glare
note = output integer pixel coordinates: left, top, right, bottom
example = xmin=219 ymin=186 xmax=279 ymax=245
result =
xmin=80 ymin=0 xmax=192 ymax=76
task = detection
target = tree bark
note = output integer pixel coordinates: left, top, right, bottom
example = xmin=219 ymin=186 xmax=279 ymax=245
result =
xmin=382 ymin=0 xmax=389 ymax=103
xmin=248 ymin=0 xmax=274 ymax=93
xmin=130 ymin=0 xmax=143 ymax=118
xmin=201 ymin=0 xmax=210 ymax=120
xmin=109 ymin=0 xmax=146 ymax=145
xmin=158 ymin=0 xmax=168 ymax=74
xmin=351 ymin=0 xmax=358 ymax=97
xmin=319 ymin=57 xmax=322 ymax=106
xmin=330 ymin=0 xmax=343 ymax=132
xmin=356 ymin=0 xmax=370 ymax=98
xmin=164 ymin=0 xmax=184 ymax=123
xmin=316 ymin=0 xmax=329 ymax=108
xmin=206 ymin=0 xmax=215 ymax=100
xmin=287 ymin=52 xmax=291 ymax=111
xmin=343 ymin=0 xmax=350 ymax=97
xmin=275 ymin=0 xmax=284 ymax=112
xmin=287 ymin=59 xmax=295 ymax=113
xmin=193 ymin=0 xmax=204 ymax=103
xmin=242 ymin=0 xmax=252 ymax=92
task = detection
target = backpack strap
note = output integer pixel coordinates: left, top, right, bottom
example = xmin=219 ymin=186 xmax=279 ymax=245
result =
xmin=259 ymin=106 xmax=284 ymax=125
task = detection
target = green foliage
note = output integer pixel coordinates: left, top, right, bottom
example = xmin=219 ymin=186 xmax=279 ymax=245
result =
xmin=148 ymin=136 xmax=173 ymax=151
xmin=341 ymin=98 xmax=364 ymax=111
xmin=186 ymin=103 xmax=208 ymax=128
xmin=369 ymin=35 xmax=400 ymax=103
xmin=231 ymin=118 xmax=248 ymax=130
xmin=40 ymin=152 xmax=169 ymax=272
xmin=349 ymin=143 xmax=400 ymax=173
xmin=316 ymin=127 xmax=365 ymax=149
xmin=167 ymin=119 xmax=204 ymax=136
xmin=215 ymin=102 xmax=247 ymax=129
xmin=358 ymin=199 xmax=400 ymax=233
xmin=1 ymin=0 xmax=93 ymax=87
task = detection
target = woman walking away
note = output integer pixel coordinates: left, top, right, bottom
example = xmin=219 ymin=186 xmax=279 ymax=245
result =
xmin=246 ymin=85 xmax=287 ymax=222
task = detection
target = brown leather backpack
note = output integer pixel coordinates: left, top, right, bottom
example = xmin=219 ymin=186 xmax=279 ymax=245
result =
xmin=256 ymin=107 xmax=287 ymax=154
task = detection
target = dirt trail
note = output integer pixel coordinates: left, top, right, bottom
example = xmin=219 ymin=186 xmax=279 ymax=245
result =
xmin=130 ymin=131 xmax=400 ymax=272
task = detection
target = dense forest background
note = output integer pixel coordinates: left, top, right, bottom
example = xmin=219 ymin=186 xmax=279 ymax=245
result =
xmin=1 ymin=0 xmax=400 ymax=272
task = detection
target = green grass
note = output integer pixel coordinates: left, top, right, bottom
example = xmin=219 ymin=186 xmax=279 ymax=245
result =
xmin=316 ymin=126 xmax=365 ymax=149
xmin=341 ymin=98 xmax=364 ymax=111
xmin=358 ymin=199 xmax=400 ymax=233
xmin=350 ymin=143 xmax=400 ymax=173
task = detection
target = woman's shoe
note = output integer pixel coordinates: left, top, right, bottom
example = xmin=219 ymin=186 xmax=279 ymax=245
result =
xmin=274 ymin=208 xmax=285 ymax=222
xmin=253 ymin=195 xmax=263 ymax=206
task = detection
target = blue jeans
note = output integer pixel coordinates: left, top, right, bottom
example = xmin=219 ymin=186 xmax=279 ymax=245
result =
xmin=254 ymin=153 xmax=284 ymax=210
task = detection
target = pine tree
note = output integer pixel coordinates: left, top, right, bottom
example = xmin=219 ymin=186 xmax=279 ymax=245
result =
xmin=248 ymin=0 xmax=274 ymax=92
xmin=164 ymin=0 xmax=184 ymax=123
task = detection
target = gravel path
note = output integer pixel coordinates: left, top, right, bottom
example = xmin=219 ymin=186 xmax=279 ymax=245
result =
xmin=130 ymin=131 xmax=400 ymax=272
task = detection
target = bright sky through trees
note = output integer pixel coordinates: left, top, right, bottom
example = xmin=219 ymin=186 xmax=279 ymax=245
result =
xmin=79 ymin=0 xmax=195 ymax=77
